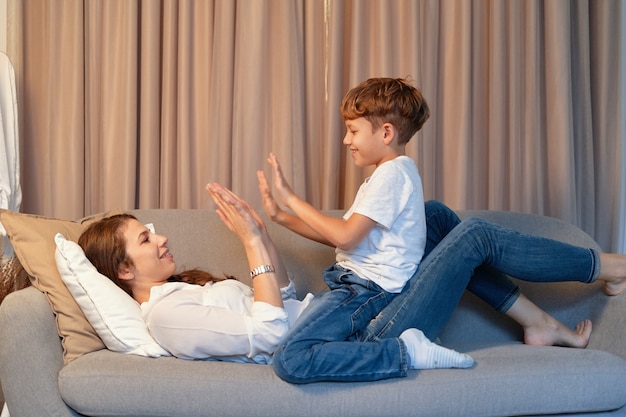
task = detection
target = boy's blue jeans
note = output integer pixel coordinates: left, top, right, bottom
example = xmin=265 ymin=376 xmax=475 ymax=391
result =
xmin=272 ymin=201 xmax=600 ymax=383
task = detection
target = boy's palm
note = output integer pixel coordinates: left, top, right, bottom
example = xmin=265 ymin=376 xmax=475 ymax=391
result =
xmin=267 ymin=153 xmax=295 ymax=207
xmin=257 ymin=170 xmax=281 ymax=221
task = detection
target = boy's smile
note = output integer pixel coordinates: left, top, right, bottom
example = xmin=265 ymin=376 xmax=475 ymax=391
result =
xmin=343 ymin=117 xmax=402 ymax=167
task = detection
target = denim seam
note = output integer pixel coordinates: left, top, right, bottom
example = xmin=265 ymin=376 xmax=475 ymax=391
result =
xmin=586 ymin=248 xmax=600 ymax=283
xmin=495 ymin=286 xmax=520 ymax=313
xmin=397 ymin=337 xmax=410 ymax=375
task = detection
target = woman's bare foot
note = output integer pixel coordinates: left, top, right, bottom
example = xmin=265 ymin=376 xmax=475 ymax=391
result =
xmin=523 ymin=317 xmax=592 ymax=348
xmin=598 ymin=254 xmax=626 ymax=296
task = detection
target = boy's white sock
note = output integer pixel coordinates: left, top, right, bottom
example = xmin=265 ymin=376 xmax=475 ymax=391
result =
xmin=400 ymin=328 xmax=475 ymax=369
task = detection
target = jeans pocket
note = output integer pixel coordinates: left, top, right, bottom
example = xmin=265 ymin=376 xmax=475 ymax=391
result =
xmin=323 ymin=265 xmax=352 ymax=289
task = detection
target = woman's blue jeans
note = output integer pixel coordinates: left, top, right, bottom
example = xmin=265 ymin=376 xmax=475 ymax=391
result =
xmin=272 ymin=201 xmax=600 ymax=383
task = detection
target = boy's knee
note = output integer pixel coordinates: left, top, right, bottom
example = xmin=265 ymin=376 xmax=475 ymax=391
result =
xmin=462 ymin=216 xmax=487 ymax=227
xmin=272 ymin=345 xmax=302 ymax=384
xmin=425 ymin=200 xmax=459 ymax=224
xmin=424 ymin=200 xmax=447 ymax=213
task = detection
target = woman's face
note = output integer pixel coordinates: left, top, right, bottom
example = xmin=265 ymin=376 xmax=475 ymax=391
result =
xmin=120 ymin=219 xmax=176 ymax=286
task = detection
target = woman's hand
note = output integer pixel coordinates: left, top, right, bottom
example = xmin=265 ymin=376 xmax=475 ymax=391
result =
xmin=206 ymin=182 xmax=291 ymax=306
xmin=206 ymin=183 xmax=266 ymax=247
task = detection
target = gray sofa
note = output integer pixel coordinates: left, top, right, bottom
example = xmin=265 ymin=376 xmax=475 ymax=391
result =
xmin=0 ymin=208 xmax=625 ymax=417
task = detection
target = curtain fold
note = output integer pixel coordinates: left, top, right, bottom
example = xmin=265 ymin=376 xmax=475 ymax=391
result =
xmin=6 ymin=0 xmax=625 ymax=252
xmin=588 ymin=0 xmax=625 ymax=251
xmin=0 ymin=51 xmax=20 ymax=261
xmin=85 ymin=0 xmax=141 ymax=214
xmin=0 ymin=52 xmax=20 ymax=213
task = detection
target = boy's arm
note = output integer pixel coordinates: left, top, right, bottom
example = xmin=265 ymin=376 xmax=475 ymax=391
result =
xmin=285 ymin=195 xmax=375 ymax=251
xmin=263 ymin=154 xmax=376 ymax=251
xmin=258 ymin=170 xmax=332 ymax=245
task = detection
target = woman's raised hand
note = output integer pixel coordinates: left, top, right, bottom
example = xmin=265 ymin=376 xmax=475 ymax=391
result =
xmin=207 ymin=182 xmax=290 ymax=307
xmin=206 ymin=183 xmax=266 ymax=245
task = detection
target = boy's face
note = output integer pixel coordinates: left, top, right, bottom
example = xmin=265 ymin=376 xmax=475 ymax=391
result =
xmin=343 ymin=117 xmax=389 ymax=167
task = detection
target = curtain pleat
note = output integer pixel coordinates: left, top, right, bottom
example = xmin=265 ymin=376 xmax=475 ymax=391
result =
xmin=14 ymin=2 xmax=83 ymax=218
xmin=136 ymin=1 xmax=163 ymax=209
xmin=6 ymin=0 xmax=625 ymax=252
xmin=588 ymin=0 xmax=624 ymax=251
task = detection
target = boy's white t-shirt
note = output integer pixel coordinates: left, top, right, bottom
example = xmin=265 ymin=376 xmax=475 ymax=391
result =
xmin=335 ymin=155 xmax=426 ymax=293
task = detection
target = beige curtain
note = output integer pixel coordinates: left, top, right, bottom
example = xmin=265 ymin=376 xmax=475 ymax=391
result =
xmin=6 ymin=0 xmax=625 ymax=252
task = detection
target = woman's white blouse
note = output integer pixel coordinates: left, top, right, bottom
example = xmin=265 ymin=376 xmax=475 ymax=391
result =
xmin=141 ymin=279 xmax=313 ymax=363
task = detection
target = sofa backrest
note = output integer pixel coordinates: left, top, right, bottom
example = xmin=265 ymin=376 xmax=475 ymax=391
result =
xmin=129 ymin=208 xmax=623 ymax=357
xmin=129 ymin=208 xmax=602 ymax=299
xmin=129 ymin=209 xmax=341 ymax=299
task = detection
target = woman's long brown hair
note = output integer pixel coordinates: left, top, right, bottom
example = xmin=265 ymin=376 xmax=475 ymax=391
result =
xmin=78 ymin=214 xmax=234 ymax=296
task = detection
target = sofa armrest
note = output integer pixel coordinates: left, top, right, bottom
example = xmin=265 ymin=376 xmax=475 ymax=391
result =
xmin=442 ymin=210 xmax=626 ymax=359
xmin=0 ymin=286 xmax=79 ymax=417
xmin=587 ymin=290 xmax=626 ymax=360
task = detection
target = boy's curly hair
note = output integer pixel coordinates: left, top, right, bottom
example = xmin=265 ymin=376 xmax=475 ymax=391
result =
xmin=340 ymin=78 xmax=430 ymax=145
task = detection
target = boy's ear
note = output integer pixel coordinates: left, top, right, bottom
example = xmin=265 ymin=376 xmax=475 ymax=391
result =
xmin=382 ymin=123 xmax=395 ymax=144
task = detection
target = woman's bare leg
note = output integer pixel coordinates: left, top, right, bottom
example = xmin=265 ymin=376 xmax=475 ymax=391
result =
xmin=598 ymin=253 xmax=626 ymax=296
xmin=505 ymin=294 xmax=592 ymax=348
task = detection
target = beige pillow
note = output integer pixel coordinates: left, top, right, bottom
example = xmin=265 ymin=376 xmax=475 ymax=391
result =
xmin=54 ymin=233 xmax=170 ymax=357
xmin=0 ymin=209 xmax=121 ymax=364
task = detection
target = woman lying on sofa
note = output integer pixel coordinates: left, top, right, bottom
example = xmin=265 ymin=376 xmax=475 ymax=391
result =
xmin=77 ymin=182 xmax=626 ymax=382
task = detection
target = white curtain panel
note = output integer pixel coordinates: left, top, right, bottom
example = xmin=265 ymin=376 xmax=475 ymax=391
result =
xmin=0 ymin=51 xmax=19 ymax=261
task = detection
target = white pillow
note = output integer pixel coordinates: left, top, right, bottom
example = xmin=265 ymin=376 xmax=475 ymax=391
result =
xmin=54 ymin=233 xmax=170 ymax=357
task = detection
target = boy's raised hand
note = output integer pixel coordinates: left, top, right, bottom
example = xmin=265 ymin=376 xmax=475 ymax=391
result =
xmin=266 ymin=153 xmax=296 ymax=208
xmin=257 ymin=169 xmax=282 ymax=221
xmin=259 ymin=153 xmax=337 ymax=247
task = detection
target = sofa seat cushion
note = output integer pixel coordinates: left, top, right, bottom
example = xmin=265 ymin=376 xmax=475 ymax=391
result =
xmin=59 ymin=345 xmax=626 ymax=417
